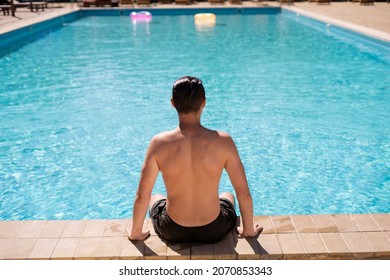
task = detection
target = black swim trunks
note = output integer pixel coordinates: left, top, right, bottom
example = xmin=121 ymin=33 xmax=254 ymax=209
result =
xmin=150 ymin=198 xmax=237 ymax=244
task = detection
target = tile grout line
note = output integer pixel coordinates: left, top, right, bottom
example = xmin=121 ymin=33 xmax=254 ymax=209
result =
xmin=268 ymin=215 xmax=284 ymax=259
xmin=369 ymin=213 xmax=385 ymax=233
xmin=290 ymin=215 xmax=317 ymax=258
xmin=329 ymin=214 xmax=354 ymax=255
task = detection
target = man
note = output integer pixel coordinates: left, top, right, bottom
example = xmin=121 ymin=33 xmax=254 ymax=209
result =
xmin=129 ymin=76 xmax=262 ymax=243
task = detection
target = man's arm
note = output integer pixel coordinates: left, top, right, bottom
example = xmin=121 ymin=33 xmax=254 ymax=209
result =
xmin=129 ymin=137 xmax=160 ymax=241
xmin=223 ymin=134 xmax=262 ymax=237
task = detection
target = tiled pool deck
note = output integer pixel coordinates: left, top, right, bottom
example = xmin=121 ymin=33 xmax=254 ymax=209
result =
xmin=1 ymin=3 xmax=389 ymax=261
xmin=1 ymin=214 xmax=389 ymax=259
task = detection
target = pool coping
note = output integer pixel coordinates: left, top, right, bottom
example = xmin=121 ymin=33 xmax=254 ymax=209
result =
xmin=0 ymin=214 xmax=389 ymax=260
xmin=282 ymin=5 xmax=390 ymax=44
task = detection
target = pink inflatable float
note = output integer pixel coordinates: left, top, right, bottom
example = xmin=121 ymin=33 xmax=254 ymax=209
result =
xmin=130 ymin=11 xmax=152 ymax=23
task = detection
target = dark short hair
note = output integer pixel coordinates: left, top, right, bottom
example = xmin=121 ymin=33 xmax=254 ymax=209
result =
xmin=172 ymin=76 xmax=206 ymax=114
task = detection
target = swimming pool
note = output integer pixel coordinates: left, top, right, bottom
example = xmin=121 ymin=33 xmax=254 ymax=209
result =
xmin=0 ymin=9 xmax=389 ymax=220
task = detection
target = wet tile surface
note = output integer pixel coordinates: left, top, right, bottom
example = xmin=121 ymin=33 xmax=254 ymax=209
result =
xmin=271 ymin=216 xmax=296 ymax=233
xmin=311 ymin=215 xmax=338 ymax=233
xmin=331 ymin=214 xmax=359 ymax=232
xmin=292 ymin=215 xmax=318 ymax=233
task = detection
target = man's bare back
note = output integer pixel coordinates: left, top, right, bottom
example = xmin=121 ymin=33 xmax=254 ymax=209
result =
xmin=151 ymin=126 xmax=237 ymax=226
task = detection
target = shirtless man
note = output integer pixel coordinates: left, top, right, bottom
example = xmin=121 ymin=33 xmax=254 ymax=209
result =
xmin=129 ymin=76 xmax=262 ymax=243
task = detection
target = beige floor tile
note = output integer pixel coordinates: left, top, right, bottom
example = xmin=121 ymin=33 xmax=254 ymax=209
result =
xmin=0 ymin=221 xmax=24 ymax=238
xmin=352 ymin=214 xmax=381 ymax=232
xmin=235 ymin=237 xmax=261 ymax=260
xmin=214 ymin=233 xmax=237 ymax=260
xmin=277 ymin=233 xmax=306 ymax=259
xmin=311 ymin=215 xmax=338 ymax=233
xmin=371 ymin=214 xmax=390 ymax=231
xmin=74 ymin=237 xmax=102 ymax=260
xmin=120 ymin=238 xmax=145 ymax=260
xmin=0 ymin=238 xmax=15 ymax=259
xmin=40 ymin=220 xmax=68 ymax=238
xmin=4 ymin=238 xmax=37 ymax=259
xmin=253 ymin=216 xmax=275 ymax=234
xmin=299 ymin=233 xmax=328 ymax=259
xmin=82 ymin=219 xmax=108 ymax=237
xmin=146 ymin=219 xmax=156 ymax=236
xmin=51 ymin=238 xmax=80 ymax=259
xmin=320 ymin=233 xmax=352 ymax=259
xmin=143 ymin=235 xmax=167 ymax=260
xmin=125 ymin=219 xmax=149 ymax=237
xmin=291 ymin=215 xmax=318 ymax=233
xmin=28 ymin=238 xmax=59 ymax=260
xmin=257 ymin=234 xmax=283 ymax=260
xmin=18 ymin=220 xmax=47 ymax=238
xmin=104 ymin=219 xmax=129 ymax=237
xmin=61 ymin=220 xmax=88 ymax=237
xmin=271 ymin=216 xmax=296 ymax=233
xmin=191 ymin=243 xmax=215 ymax=260
xmin=385 ymin=232 xmax=390 ymax=242
xmin=331 ymin=214 xmax=359 ymax=232
xmin=363 ymin=232 xmax=390 ymax=258
xmin=166 ymin=242 xmax=191 ymax=260
xmin=97 ymin=237 xmax=124 ymax=259
xmin=342 ymin=232 xmax=374 ymax=259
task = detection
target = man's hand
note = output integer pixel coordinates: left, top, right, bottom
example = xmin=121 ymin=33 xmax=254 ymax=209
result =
xmin=128 ymin=230 xmax=150 ymax=241
xmin=237 ymin=223 xmax=263 ymax=238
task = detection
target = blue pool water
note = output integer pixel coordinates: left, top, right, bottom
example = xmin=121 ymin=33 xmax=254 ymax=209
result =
xmin=0 ymin=13 xmax=389 ymax=220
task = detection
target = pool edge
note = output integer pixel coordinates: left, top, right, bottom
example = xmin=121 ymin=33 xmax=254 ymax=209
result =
xmin=282 ymin=5 xmax=390 ymax=45
xmin=0 ymin=213 xmax=389 ymax=260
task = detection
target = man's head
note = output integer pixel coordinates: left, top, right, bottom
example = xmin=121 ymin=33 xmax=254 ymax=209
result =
xmin=172 ymin=76 xmax=206 ymax=114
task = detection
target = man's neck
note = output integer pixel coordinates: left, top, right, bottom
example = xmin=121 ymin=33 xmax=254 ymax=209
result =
xmin=178 ymin=113 xmax=203 ymax=134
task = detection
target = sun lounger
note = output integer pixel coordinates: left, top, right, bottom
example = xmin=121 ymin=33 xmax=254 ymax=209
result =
xmin=209 ymin=0 xmax=225 ymax=4
xmin=253 ymin=0 xmax=268 ymax=5
xmin=82 ymin=0 xmax=113 ymax=6
xmin=82 ymin=0 xmax=97 ymax=7
xmin=175 ymin=0 xmax=191 ymax=4
xmin=137 ymin=0 xmax=150 ymax=6
xmin=96 ymin=0 xmax=112 ymax=6
xmin=120 ymin=0 xmax=134 ymax=5
xmin=0 ymin=4 xmax=11 ymax=15
xmin=4 ymin=0 xmax=46 ymax=12
xmin=278 ymin=0 xmax=294 ymax=5
xmin=359 ymin=0 xmax=374 ymax=5
xmin=315 ymin=0 xmax=330 ymax=4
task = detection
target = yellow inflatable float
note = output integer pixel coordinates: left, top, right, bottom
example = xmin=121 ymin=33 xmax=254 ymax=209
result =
xmin=194 ymin=13 xmax=216 ymax=27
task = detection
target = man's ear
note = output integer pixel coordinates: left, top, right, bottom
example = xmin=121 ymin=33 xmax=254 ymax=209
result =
xmin=202 ymin=98 xmax=206 ymax=108
xmin=171 ymin=99 xmax=175 ymax=108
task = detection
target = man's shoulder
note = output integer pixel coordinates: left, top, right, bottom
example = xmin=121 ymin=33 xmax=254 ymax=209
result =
xmin=151 ymin=129 xmax=178 ymax=143
xmin=215 ymin=130 xmax=232 ymax=139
